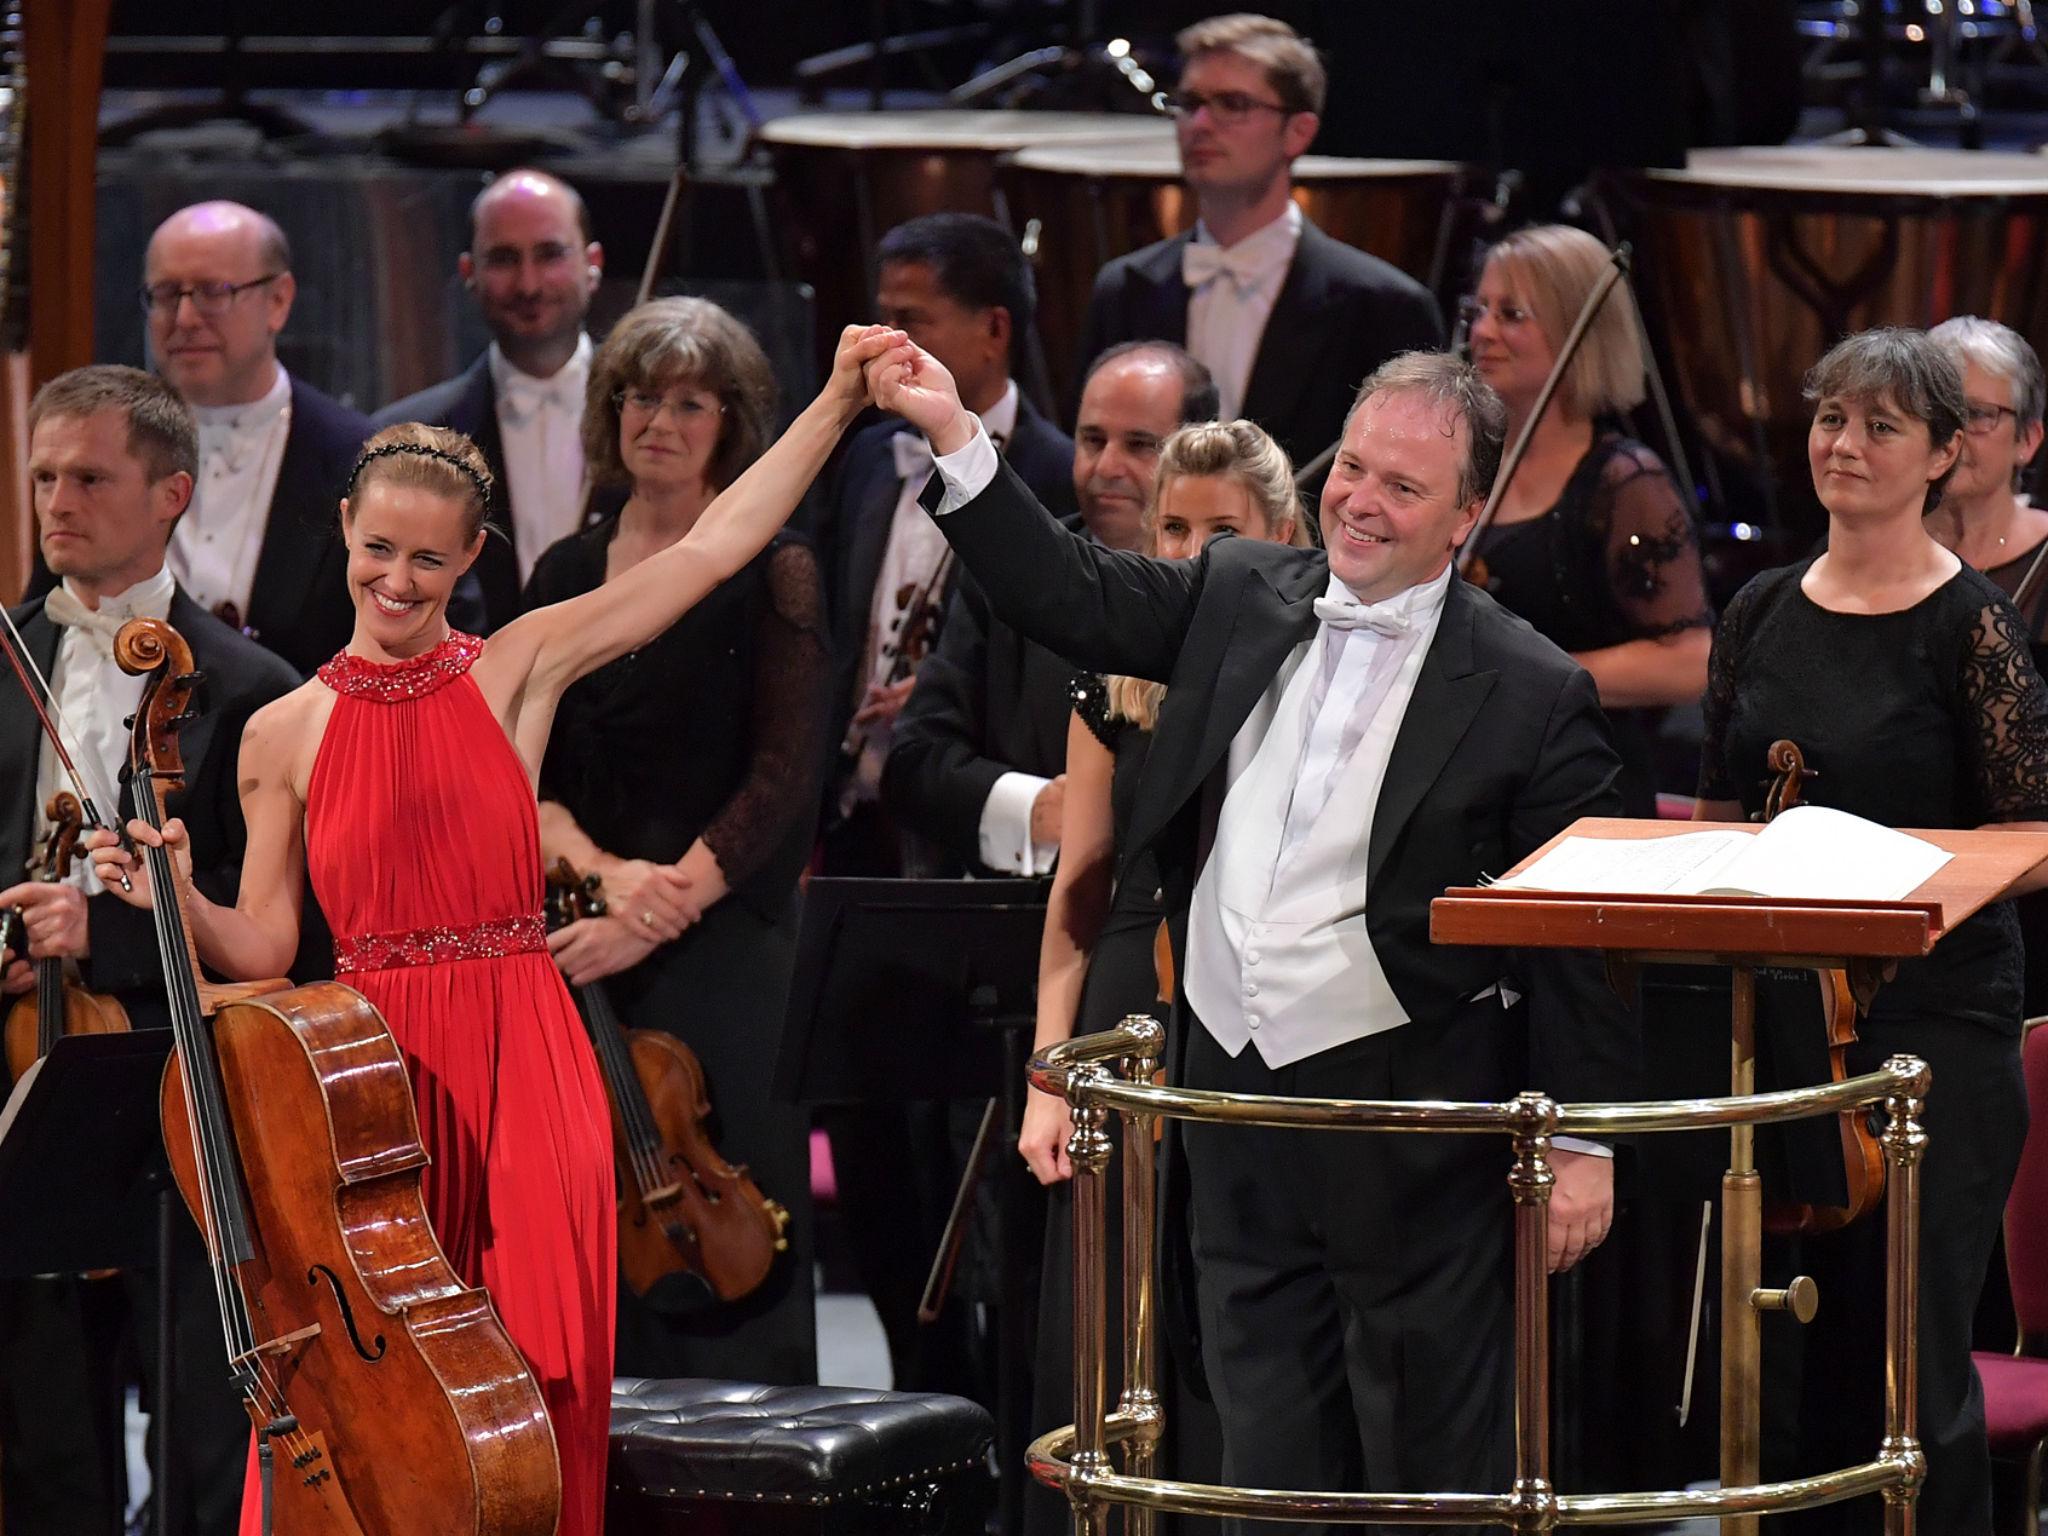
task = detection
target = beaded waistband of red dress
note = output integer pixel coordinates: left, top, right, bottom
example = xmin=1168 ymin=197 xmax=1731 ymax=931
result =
xmin=333 ymin=911 xmax=548 ymax=974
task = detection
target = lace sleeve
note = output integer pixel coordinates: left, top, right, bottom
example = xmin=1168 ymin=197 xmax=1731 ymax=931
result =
xmin=1592 ymin=442 xmax=1714 ymax=641
xmin=1958 ymin=596 xmax=2048 ymax=822
xmin=1696 ymin=578 xmax=1755 ymax=802
xmin=699 ymin=541 xmax=831 ymax=885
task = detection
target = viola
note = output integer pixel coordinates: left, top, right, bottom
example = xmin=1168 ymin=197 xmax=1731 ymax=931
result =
xmin=4 ymin=790 xmax=132 ymax=1084
xmin=1755 ymin=738 xmax=1886 ymax=1234
xmin=544 ymin=858 xmax=789 ymax=1307
xmin=118 ymin=617 xmax=559 ymax=1536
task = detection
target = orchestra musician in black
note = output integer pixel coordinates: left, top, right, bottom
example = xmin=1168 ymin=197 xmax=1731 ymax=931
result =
xmin=0 ymin=366 xmax=305 ymax=1534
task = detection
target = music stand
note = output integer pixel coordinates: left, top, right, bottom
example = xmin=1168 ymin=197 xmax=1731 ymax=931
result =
xmin=0 ymin=1029 xmax=185 ymax=1536
xmin=776 ymin=875 xmax=1048 ymax=1536
xmin=1432 ymin=816 xmax=2048 ymax=1536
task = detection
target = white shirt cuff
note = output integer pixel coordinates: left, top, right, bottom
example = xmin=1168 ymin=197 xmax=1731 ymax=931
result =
xmin=1553 ymin=1137 xmax=1613 ymax=1159
xmin=930 ymin=421 xmax=1000 ymax=515
xmin=979 ymin=771 xmax=1058 ymax=875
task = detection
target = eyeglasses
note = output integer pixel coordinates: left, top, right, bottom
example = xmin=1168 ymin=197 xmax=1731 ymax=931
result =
xmin=138 ymin=273 xmax=285 ymax=318
xmin=1457 ymin=297 xmax=1534 ymax=328
xmin=1964 ymin=401 xmax=2021 ymax=436
xmin=614 ymin=388 xmax=723 ymax=422
xmin=1160 ymin=89 xmax=1295 ymax=123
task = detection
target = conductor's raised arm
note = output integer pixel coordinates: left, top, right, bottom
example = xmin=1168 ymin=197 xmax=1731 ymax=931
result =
xmin=866 ymin=341 xmax=1196 ymax=684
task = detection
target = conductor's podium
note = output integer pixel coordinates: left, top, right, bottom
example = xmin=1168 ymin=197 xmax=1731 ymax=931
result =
xmin=1028 ymin=817 xmax=2048 ymax=1534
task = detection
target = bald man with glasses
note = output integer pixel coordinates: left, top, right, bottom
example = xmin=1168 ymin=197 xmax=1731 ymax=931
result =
xmin=140 ymin=199 xmax=368 ymax=675
xmin=1076 ymin=13 xmax=1441 ymax=485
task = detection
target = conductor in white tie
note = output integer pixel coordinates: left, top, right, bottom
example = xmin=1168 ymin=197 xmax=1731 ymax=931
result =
xmin=870 ymin=340 xmax=1640 ymax=1532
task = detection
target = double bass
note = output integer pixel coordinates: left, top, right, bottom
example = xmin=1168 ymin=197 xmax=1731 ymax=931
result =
xmin=117 ymin=617 xmax=560 ymax=1535
xmin=544 ymin=859 xmax=788 ymax=1307
xmin=3 ymin=791 xmax=131 ymax=1082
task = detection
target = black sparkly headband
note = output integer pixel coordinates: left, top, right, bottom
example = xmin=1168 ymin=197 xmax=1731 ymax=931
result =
xmin=346 ymin=442 xmax=493 ymax=507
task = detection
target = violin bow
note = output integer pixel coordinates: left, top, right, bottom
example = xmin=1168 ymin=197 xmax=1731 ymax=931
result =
xmin=0 ymin=602 xmax=138 ymax=889
xmin=1456 ymin=241 xmax=1633 ymax=576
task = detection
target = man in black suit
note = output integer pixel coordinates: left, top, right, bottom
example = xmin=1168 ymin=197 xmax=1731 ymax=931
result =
xmin=145 ymin=200 xmax=371 ymax=675
xmin=0 ymin=367 xmax=305 ymax=1535
xmin=882 ymin=341 xmax=1218 ymax=878
xmin=873 ymin=340 xmax=1639 ymax=1531
xmin=822 ymin=212 xmax=1079 ymax=876
xmin=373 ymin=168 xmax=605 ymax=632
xmin=1076 ymin=13 xmax=1442 ymax=481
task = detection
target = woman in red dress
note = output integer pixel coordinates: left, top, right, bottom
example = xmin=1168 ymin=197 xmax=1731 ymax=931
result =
xmin=92 ymin=323 xmax=903 ymax=1536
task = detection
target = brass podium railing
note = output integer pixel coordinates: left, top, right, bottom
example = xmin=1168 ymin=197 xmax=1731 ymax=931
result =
xmin=1027 ymin=1018 xmax=1930 ymax=1533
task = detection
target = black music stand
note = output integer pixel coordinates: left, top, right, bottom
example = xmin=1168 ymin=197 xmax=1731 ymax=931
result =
xmin=776 ymin=876 xmax=1048 ymax=1536
xmin=0 ymin=1029 xmax=184 ymax=1536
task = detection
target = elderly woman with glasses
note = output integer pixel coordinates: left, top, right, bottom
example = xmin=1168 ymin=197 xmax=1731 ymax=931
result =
xmin=524 ymin=295 xmax=829 ymax=1385
xmin=1463 ymin=223 xmax=1713 ymax=816
xmin=1925 ymin=316 xmax=2048 ymax=641
xmin=1697 ymin=326 xmax=2048 ymax=1534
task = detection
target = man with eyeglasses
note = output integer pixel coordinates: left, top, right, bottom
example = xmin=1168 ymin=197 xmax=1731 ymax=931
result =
xmin=1075 ymin=13 xmax=1442 ymax=484
xmin=142 ymin=200 xmax=369 ymax=676
xmin=373 ymin=167 xmax=605 ymax=632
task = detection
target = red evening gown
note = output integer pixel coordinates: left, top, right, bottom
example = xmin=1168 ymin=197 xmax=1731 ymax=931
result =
xmin=236 ymin=632 xmax=614 ymax=1535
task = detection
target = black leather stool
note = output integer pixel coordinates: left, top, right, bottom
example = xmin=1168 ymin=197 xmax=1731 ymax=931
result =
xmin=608 ymin=1377 xmax=996 ymax=1534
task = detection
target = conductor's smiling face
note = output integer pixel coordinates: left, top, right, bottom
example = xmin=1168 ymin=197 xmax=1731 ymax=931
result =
xmin=1318 ymin=389 xmax=1481 ymax=603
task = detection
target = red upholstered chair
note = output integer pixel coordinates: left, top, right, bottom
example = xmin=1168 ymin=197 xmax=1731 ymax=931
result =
xmin=1975 ymin=1017 xmax=2048 ymax=1533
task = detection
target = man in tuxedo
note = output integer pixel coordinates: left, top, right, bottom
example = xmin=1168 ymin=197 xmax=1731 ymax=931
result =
xmin=0 ymin=366 xmax=305 ymax=1534
xmin=1076 ymin=13 xmax=1442 ymax=481
xmin=373 ymin=168 xmax=604 ymax=631
xmin=872 ymin=340 xmax=1639 ymax=1530
xmin=821 ymin=211 xmax=1078 ymax=876
xmin=882 ymin=340 xmax=1218 ymax=878
xmin=145 ymin=199 xmax=371 ymax=675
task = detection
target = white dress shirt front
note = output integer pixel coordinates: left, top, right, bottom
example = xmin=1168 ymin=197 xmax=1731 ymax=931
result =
xmin=491 ymin=331 xmax=593 ymax=583
xmin=172 ymin=367 xmax=292 ymax=621
xmin=37 ymin=566 xmax=177 ymax=896
xmin=1183 ymin=201 xmax=1302 ymax=421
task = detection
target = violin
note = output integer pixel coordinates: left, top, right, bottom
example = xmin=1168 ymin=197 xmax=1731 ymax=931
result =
xmin=1755 ymin=739 xmax=1886 ymax=1234
xmin=544 ymin=858 xmax=789 ymax=1308
xmin=4 ymin=791 xmax=132 ymax=1084
xmin=117 ymin=618 xmax=559 ymax=1536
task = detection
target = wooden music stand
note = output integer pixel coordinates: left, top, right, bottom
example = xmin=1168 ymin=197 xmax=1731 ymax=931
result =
xmin=1431 ymin=817 xmax=2048 ymax=1536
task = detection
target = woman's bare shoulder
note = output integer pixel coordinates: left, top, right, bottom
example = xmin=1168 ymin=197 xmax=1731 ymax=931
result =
xmin=242 ymin=678 xmax=335 ymax=789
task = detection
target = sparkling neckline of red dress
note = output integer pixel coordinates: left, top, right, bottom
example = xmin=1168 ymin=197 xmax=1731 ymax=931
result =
xmin=317 ymin=631 xmax=484 ymax=701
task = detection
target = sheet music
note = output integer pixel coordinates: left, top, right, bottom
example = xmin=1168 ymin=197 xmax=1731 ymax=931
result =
xmin=1493 ymin=807 xmax=1952 ymax=902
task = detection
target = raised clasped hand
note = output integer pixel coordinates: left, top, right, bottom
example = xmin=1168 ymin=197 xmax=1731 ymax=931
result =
xmin=84 ymin=818 xmax=187 ymax=910
xmin=547 ymin=913 xmax=660 ymax=987
xmin=828 ymin=324 xmax=909 ymax=418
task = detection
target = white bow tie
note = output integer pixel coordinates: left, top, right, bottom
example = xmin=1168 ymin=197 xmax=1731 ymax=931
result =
xmin=1182 ymin=240 xmax=1276 ymax=292
xmin=46 ymin=586 xmax=136 ymax=653
xmin=1312 ymin=593 xmax=1412 ymax=637
xmin=891 ymin=431 xmax=934 ymax=482
xmin=500 ymin=372 xmax=580 ymax=423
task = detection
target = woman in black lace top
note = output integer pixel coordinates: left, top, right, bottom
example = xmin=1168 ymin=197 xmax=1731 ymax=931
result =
xmin=1021 ymin=421 xmax=1306 ymax=1536
xmin=527 ymin=299 xmax=829 ymax=1385
xmin=1698 ymin=328 xmax=2048 ymax=1534
xmin=1465 ymin=224 xmax=1713 ymax=815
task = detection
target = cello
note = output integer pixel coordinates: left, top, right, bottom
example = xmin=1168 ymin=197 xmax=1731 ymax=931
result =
xmin=544 ymin=858 xmax=788 ymax=1307
xmin=117 ymin=616 xmax=560 ymax=1535
xmin=1756 ymin=738 xmax=1887 ymax=1234
xmin=3 ymin=791 xmax=131 ymax=1082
